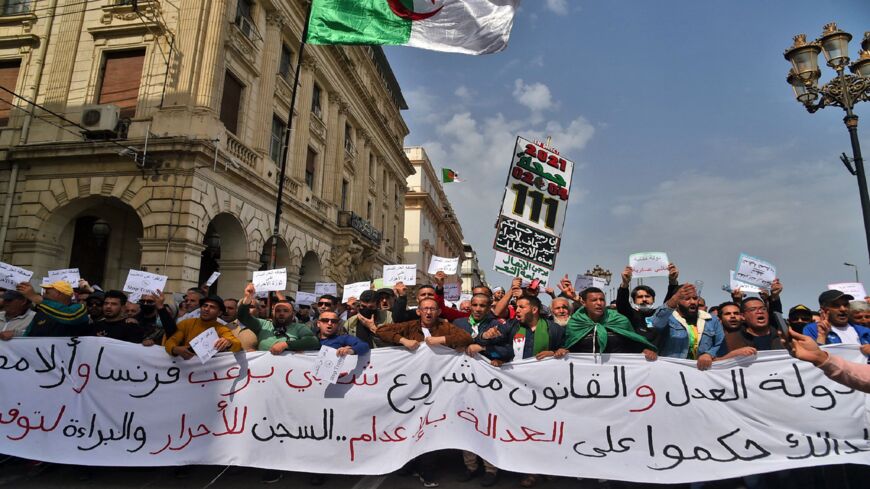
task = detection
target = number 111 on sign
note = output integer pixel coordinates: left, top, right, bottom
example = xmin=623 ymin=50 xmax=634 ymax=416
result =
xmin=510 ymin=183 xmax=558 ymax=230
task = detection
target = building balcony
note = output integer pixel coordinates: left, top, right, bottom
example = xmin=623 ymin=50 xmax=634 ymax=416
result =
xmin=338 ymin=210 xmax=381 ymax=245
xmin=225 ymin=131 xmax=259 ymax=170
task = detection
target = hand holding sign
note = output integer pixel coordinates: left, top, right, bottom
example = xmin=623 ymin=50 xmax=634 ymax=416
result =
xmin=315 ymin=282 xmax=338 ymax=296
xmin=629 ymin=252 xmax=669 ymax=278
xmin=734 ymin=254 xmax=776 ymax=289
xmin=252 ymin=268 xmax=287 ymax=293
xmin=427 ymin=256 xmax=459 ymax=275
xmin=188 ymin=327 xmax=220 ymax=364
xmin=383 ymin=264 xmax=417 ymax=286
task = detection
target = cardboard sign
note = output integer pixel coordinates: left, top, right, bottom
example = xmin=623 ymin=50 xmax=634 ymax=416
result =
xmin=252 ymin=269 xmax=287 ymax=293
xmin=0 ymin=262 xmax=33 ymax=290
xmin=47 ymin=268 xmax=81 ymax=287
xmin=629 ymin=252 xmax=669 ymax=278
xmin=383 ymin=264 xmax=417 ymax=286
xmin=828 ymin=282 xmax=867 ymax=300
xmin=492 ymin=251 xmax=551 ymax=287
xmin=123 ymin=270 xmax=168 ymax=302
xmin=342 ymin=282 xmax=371 ymax=304
xmin=189 ymin=327 xmax=220 ymax=364
xmin=312 ymin=346 xmax=357 ymax=384
xmin=734 ymin=254 xmax=776 ymax=289
xmin=205 ymin=272 xmax=221 ymax=287
xmin=428 ymin=256 xmax=459 ymax=275
xmin=315 ymin=282 xmax=338 ymax=297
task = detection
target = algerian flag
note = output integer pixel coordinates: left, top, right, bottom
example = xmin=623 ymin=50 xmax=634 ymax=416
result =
xmin=307 ymin=0 xmax=520 ymax=55
xmin=442 ymin=168 xmax=462 ymax=183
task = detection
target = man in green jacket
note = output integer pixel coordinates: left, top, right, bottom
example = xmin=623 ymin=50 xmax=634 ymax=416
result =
xmin=239 ymin=283 xmax=320 ymax=354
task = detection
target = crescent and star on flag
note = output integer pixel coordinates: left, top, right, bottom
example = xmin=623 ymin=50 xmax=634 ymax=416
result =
xmin=387 ymin=0 xmax=444 ymax=21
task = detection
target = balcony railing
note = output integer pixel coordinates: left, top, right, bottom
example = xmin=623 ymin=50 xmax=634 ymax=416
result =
xmin=338 ymin=211 xmax=381 ymax=245
xmin=1 ymin=1 xmax=31 ymax=16
xmin=225 ymin=131 xmax=258 ymax=170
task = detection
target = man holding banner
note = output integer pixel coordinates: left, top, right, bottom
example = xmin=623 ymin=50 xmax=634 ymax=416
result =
xmin=17 ymin=280 xmax=89 ymax=337
xmin=652 ymin=284 xmax=725 ymax=370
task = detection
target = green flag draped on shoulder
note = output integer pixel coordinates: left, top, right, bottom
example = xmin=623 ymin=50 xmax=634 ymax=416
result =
xmin=307 ymin=0 xmax=520 ymax=55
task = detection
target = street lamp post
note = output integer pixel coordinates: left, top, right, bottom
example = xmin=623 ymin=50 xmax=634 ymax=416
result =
xmin=844 ymin=261 xmax=860 ymax=282
xmin=784 ymin=24 xmax=870 ymax=263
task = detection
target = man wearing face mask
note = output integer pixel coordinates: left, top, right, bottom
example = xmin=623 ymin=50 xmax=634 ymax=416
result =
xmin=348 ymin=289 xmax=392 ymax=349
xmin=616 ymin=264 xmax=681 ymax=341
xmin=137 ymin=290 xmax=177 ymax=346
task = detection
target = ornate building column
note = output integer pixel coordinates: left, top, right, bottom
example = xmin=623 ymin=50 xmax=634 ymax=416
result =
xmin=194 ymin=0 xmax=229 ymax=111
xmin=320 ymin=91 xmax=343 ymax=202
xmin=289 ymin=56 xmax=316 ymax=182
xmin=252 ymin=13 xmax=285 ymax=155
xmin=162 ymin=0 xmax=209 ymax=107
xmin=42 ymin=0 xmax=88 ymax=112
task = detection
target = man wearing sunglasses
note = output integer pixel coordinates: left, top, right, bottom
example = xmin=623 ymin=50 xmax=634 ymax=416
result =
xmin=239 ymin=283 xmax=320 ymax=355
xmin=308 ymin=294 xmax=343 ymax=333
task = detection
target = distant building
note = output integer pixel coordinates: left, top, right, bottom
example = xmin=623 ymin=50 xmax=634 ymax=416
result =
xmin=0 ymin=1 xmax=413 ymax=297
xmin=403 ymin=147 xmax=464 ymax=286
xmin=461 ymin=242 xmax=486 ymax=293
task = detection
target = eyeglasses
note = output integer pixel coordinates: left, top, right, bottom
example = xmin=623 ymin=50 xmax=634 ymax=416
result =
xmin=318 ymin=318 xmax=340 ymax=324
xmin=317 ymin=302 xmax=332 ymax=307
xmin=419 ymin=307 xmax=439 ymax=312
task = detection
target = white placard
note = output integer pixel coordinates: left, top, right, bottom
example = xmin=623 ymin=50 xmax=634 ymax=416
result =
xmin=252 ymin=268 xmax=287 ymax=293
xmin=734 ymin=254 xmax=776 ymax=289
xmin=312 ymin=346 xmax=357 ymax=384
xmin=0 ymin=262 xmax=33 ymax=290
xmin=628 ymin=252 xmax=669 ymax=278
xmin=315 ymin=282 xmax=338 ymax=297
xmin=1 ymin=338 xmax=867 ymax=484
xmin=205 ymin=272 xmax=221 ymax=287
xmin=492 ymin=251 xmax=551 ymax=287
xmin=383 ymin=264 xmax=417 ymax=286
xmin=574 ymin=274 xmax=607 ymax=292
xmin=188 ymin=327 xmax=220 ymax=364
xmin=443 ymin=283 xmax=461 ymax=302
xmin=296 ymin=292 xmax=318 ymax=307
xmin=122 ymin=270 xmax=168 ymax=302
xmin=47 ymin=268 xmax=81 ymax=287
xmin=342 ymin=282 xmax=371 ymax=304
xmin=427 ymin=256 xmax=459 ymax=275
xmin=729 ymin=270 xmax=761 ymax=294
xmin=828 ymin=282 xmax=867 ymax=300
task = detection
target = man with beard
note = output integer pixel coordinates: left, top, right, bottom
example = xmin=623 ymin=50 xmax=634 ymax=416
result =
xmin=377 ymin=297 xmax=472 ymax=488
xmin=550 ymin=297 xmax=572 ymax=327
xmin=240 ymin=284 xmax=320 ymax=354
xmin=556 ymin=287 xmax=657 ymax=358
xmin=89 ymin=290 xmax=147 ymax=343
xmin=616 ymin=264 xmax=680 ymax=339
xmin=222 ymin=298 xmax=257 ymax=352
xmin=164 ymin=295 xmax=240 ymax=358
xmin=804 ymin=290 xmax=870 ymax=355
xmin=652 ymin=283 xmax=725 ymax=370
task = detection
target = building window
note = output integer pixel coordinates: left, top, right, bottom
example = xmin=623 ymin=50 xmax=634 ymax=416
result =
xmin=305 ymin=147 xmax=317 ymax=189
xmin=235 ymin=0 xmax=254 ymax=38
xmin=0 ymin=59 xmax=21 ymax=127
xmin=383 ymin=169 xmax=388 ymax=191
xmin=369 ymin=153 xmax=376 ymax=180
xmin=279 ymin=44 xmax=293 ymax=80
xmin=220 ymin=71 xmax=244 ymax=134
xmin=344 ymin=123 xmax=353 ymax=153
xmin=1 ymin=1 xmax=31 ymax=16
xmin=311 ymin=83 xmax=322 ymax=118
xmin=366 ymin=201 xmax=372 ymax=221
xmin=341 ymin=179 xmax=349 ymax=211
xmin=270 ymin=115 xmax=286 ymax=164
xmin=98 ymin=49 xmax=145 ymax=119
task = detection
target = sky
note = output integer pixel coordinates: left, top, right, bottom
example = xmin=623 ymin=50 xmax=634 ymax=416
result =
xmin=383 ymin=0 xmax=870 ymax=309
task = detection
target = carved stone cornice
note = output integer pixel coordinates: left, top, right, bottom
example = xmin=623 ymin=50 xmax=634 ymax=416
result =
xmin=266 ymin=12 xmax=286 ymax=28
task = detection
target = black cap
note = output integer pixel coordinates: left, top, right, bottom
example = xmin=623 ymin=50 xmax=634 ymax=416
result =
xmin=818 ymin=290 xmax=854 ymax=307
xmin=359 ymin=290 xmax=377 ymax=302
xmin=376 ymin=288 xmax=395 ymax=298
xmin=2 ymin=290 xmax=25 ymax=302
xmin=788 ymin=304 xmax=813 ymax=319
xmin=200 ymin=295 xmax=226 ymax=313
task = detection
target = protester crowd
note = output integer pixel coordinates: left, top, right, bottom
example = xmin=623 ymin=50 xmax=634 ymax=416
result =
xmin=1 ymin=262 xmax=869 ymax=489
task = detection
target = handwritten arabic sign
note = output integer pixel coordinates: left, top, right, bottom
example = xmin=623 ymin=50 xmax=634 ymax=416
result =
xmin=296 ymin=292 xmax=317 ymax=307
xmin=427 ymin=256 xmax=459 ymax=276
xmin=493 ymin=218 xmax=559 ymax=270
xmin=734 ymin=254 xmax=776 ymax=289
xmin=0 ymin=262 xmax=33 ymax=290
xmin=252 ymin=269 xmax=287 ymax=293
xmin=492 ymin=251 xmax=551 ymax=286
xmin=122 ymin=270 xmax=168 ymax=302
xmin=47 ymin=268 xmax=81 ymax=286
xmin=0 ymin=338 xmax=868 ymax=483
xmin=828 ymin=282 xmax=867 ymax=300
xmin=443 ymin=283 xmax=461 ymax=302
xmin=383 ymin=265 xmax=417 ymax=286
xmin=312 ymin=346 xmax=356 ymax=384
xmin=342 ymin=282 xmax=371 ymax=304
xmin=629 ymin=253 xmax=669 ymax=278
xmin=189 ymin=328 xmax=219 ymax=364
xmin=729 ymin=271 xmax=761 ymax=294
xmin=315 ymin=283 xmax=338 ymax=297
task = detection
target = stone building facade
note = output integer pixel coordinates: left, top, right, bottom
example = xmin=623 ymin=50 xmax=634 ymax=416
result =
xmin=403 ymin=146 xmax=464 ymax=285
xmin=0 ymin=0 xmax=413 ymax=298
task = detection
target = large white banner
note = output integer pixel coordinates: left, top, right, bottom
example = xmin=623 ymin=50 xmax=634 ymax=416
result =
xmin=0 ymin=338 xmax=868 ymax=483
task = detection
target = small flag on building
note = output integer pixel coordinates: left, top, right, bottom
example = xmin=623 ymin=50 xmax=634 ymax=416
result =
xmin=306 ymin=0 xmax=520 ymax=55
xmin=442 ymin=168 xmax=462 ymax=183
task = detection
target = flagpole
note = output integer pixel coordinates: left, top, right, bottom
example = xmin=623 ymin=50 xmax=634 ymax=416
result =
xmin=270 ymin=2 xmax=313 ymax=276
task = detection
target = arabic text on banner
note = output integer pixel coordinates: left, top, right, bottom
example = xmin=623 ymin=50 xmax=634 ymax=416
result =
xmin=1 ymin=338 xmax=867 ymax=483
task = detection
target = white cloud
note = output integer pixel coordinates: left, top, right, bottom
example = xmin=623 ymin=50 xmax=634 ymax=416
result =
xmin=544 ymin=0 xmax=570 ymax=15
xmin=513 ymin=79 xmax=554 ymax=113
xmin=454 ymin=85 xmax=473 ymax=102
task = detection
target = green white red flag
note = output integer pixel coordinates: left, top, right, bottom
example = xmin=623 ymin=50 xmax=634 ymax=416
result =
xmin=442 ymin=168 xmax=462 ymax=183
xmin=306 ymin=0 xmax=520 ymax=55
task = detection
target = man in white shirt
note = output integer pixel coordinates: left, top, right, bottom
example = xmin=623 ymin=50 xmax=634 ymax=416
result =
xmin=0 ymin=290 xmax=36 ymax=340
